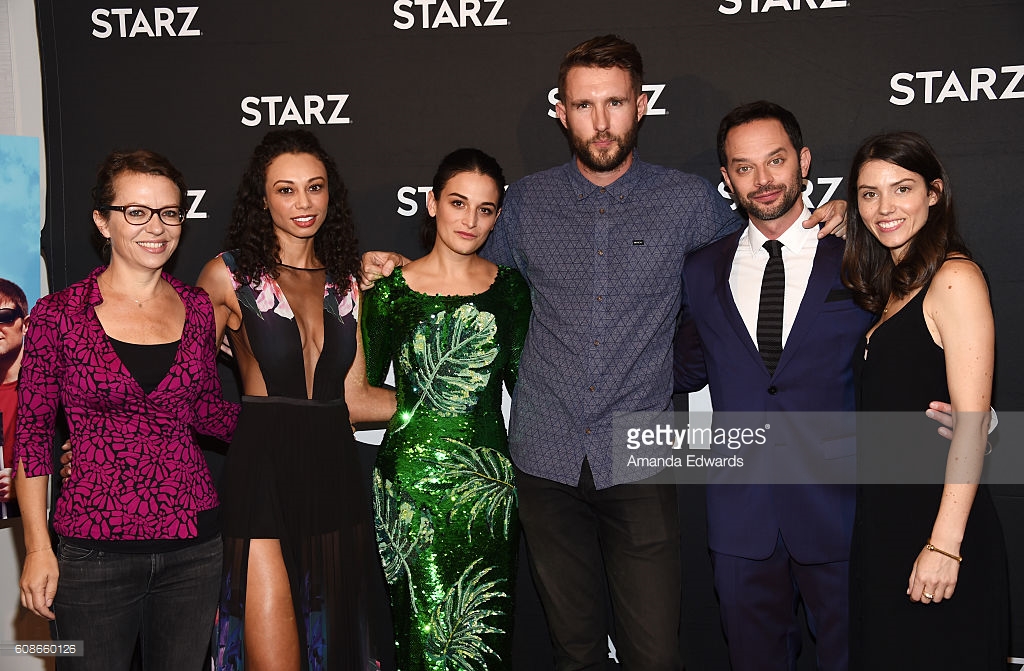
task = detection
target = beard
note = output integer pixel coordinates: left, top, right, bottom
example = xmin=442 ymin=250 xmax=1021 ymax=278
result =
xmin=570 ymin=123 xmax=639 ymax=174
xmin=736 ymin=174 xmax=804 ymax=222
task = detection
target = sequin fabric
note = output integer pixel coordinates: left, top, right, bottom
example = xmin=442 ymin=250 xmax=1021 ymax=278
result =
xmin=362 ymin=266 xmax=531 ymax=671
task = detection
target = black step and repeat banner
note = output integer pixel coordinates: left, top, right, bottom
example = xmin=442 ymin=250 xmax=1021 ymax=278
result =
xmin=34 ymin=1 xmax=1024 ymax=668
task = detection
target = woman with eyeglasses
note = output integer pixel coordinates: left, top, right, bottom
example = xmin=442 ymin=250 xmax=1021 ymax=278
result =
xmin=15 ymin=149 xmax=238 ymax=671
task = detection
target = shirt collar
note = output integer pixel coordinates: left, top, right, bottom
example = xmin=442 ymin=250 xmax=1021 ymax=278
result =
xmin=84 ymin=265 xmax=181 ymax=307
xmin=566 ymin=151 xmax=647 ymax=201
xmin=740 ymin=207 xmax=815 ymax=256
xmin=85 ymin=266 xmax=106 ymax=307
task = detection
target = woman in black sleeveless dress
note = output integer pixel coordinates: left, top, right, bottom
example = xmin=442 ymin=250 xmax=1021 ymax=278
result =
xmin=199 ymin=130 xmax=396 ymax=671
xmin=842 ymin=132 xmax=1008 ymax=669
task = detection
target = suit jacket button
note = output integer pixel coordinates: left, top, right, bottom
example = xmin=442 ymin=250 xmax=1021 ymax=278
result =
xmin=767 ymin=386 xmax=778 ymax=395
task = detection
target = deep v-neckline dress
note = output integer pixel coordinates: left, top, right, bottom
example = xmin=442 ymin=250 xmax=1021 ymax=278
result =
xmin=215 ymin=252 xmax=393 ymax=671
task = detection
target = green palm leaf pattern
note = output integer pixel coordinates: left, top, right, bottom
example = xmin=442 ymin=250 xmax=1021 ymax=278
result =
xmin=373 ymin=469 xmax=434 ymax=614
xmin=424 ymin=559 xmax=506 ymax=671
xmin=434 ymin=438 xmax=515 ymax=542
xmin=394 ymin=304 xmax=498 ymax=432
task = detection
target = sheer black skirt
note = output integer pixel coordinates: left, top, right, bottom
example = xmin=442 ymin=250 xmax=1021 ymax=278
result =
xmin=215 ymin=396 xmax=393 ymax=671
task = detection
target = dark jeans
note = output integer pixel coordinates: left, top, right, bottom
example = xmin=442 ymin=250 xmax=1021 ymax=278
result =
xmin=516 ymin=461 xmax=683 ymax=671
xmin=52 ymin=535 xmax=222 ymax=671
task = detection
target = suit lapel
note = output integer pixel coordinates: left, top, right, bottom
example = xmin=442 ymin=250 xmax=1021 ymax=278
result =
xmin=713 ymin=232 xmax=765 ymax=371
xmin=774 ymin=235 xmax=843 ymax=377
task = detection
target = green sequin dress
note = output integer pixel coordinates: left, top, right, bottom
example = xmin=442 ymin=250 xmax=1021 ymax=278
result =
xmin=361 ymin=265 xmax=531 ymax=671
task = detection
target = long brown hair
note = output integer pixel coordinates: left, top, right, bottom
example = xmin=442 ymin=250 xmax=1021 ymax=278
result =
xmin=841 ymin=131 xmax=970 ymax=314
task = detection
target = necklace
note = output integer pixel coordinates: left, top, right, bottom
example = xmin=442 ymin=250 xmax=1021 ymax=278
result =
xmin=99 ymin=273 xmax=162 ymax=308
xmin=278 ymin=262 xmax=326 ymax=271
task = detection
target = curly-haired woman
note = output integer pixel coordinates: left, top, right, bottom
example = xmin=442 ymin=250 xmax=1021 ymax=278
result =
xmin=198 ymin=130 xmax=395 ymax=671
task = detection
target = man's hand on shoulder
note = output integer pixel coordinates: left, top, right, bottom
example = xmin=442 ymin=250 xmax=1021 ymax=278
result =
xmin=804 ymin=199 xmax=848 ymax=239
xmin=360 ymin=251 xmax=411 ymax=291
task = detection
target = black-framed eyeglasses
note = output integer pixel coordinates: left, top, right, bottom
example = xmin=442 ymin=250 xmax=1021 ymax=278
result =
xmin=99 ymin=204 xmax=185 ymax=226
xmin=0 ymin=307 xmax=24 ymax=325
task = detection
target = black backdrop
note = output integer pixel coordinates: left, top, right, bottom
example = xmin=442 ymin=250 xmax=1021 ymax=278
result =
xmin=34 ymin=1 xmax=1024 ymax=668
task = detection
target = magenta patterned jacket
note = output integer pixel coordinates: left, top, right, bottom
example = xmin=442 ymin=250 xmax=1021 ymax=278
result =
xmin=14 ymin=268 xmax=239 ymax=540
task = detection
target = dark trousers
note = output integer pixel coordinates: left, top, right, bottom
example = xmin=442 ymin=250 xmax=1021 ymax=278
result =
xmin=711 ymin=533 xmax=849 ymax=671
xmin=52 ymin=535 xmax=222 ymax=671
xmin=516 ymin=460 xmax=682 ymax=671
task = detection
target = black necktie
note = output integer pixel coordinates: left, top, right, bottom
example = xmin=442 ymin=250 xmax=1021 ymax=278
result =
xmin=757 ymin=239 xmax=785 ymax=374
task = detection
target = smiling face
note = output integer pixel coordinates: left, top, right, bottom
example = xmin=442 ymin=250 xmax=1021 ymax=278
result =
xmin=856 ymin=159 xmax=941 ymax=262
xmin=720 ymin=118 xmax=810 ymax=233
xmin=263 ymin=152 xmax=329 ymax=241
xmin=93 ymin=171 xmax=182 ymax=273
xmin=556 ymin=65 xmax=647 ymax=184
xmin=427 ymin=171 xmax=501 ymax=257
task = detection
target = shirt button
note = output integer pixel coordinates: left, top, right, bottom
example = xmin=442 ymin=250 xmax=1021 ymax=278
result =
xmin=599 ymin=208 xmax=605 ymax=214
xmin=596 ymin=295 xmax=603 ymax=301
xmin=600 ymin=187 xmax=606 ymax=193
xmin=585 ymin=428 xmax=592 ymax=435
xmin=589 ymin=385 xmax=596 ymax=392
xmin=767 ymin=386 xmax=778 ymax=395
xmin=593 ymin=340 xmax=600 ymax=346
xmin=597 ymin=250 xmax=604 ymax=256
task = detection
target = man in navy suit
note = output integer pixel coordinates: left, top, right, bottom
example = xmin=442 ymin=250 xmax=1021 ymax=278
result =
xmin=675 ymin=101 xmax=872 ymax=670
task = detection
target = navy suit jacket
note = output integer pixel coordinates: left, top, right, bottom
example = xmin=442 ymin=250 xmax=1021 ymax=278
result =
xmin=675 ymin=230 xmax=873 ymax=563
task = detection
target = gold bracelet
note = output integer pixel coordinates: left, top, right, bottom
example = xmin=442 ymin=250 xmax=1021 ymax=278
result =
xmin=26 ymin=546 xmax=52 ymax=555
xmin=924 ymin=543 xmax=962 ymax=564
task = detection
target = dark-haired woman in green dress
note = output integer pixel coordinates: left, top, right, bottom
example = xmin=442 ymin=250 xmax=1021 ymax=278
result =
xmin=361 ymin=148 xmax=530 ymax=671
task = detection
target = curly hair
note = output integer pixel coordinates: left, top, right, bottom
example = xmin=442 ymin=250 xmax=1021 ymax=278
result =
xmin=841 ymin=131 xmax=970 ymax=314
xmin=226 ymin=130 xmax=359 ymax=292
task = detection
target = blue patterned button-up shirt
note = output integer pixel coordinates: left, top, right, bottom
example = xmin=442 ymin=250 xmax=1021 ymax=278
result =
xmin=482 ymin=156 xmax=741 ymax=488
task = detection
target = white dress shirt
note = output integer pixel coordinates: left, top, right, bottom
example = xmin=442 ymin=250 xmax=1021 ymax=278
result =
xmin=729 ymin=207 xmax=819 ymax=349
